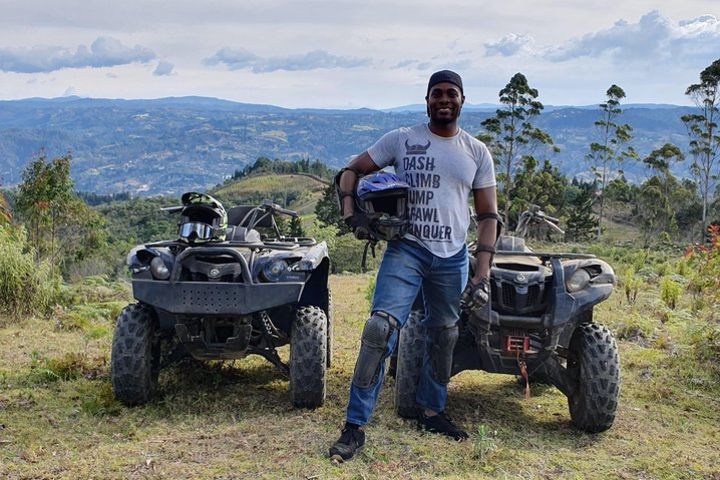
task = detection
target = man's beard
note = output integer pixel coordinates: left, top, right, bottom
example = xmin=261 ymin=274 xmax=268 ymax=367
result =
xmin=429 ymin=110 xmax=459 ymax=125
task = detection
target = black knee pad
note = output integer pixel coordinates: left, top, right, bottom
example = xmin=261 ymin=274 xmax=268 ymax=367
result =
xmin=352 ymin=312 xmax=398 ymax=389
xmin=428 ymin=324 xmax=459 ymax=385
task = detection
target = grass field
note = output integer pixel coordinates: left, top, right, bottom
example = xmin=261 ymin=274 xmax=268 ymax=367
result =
xmin=212 ymin=174 xmax=327 ymax=215
xmin=1 ymin=267 xmax=719 ymax=479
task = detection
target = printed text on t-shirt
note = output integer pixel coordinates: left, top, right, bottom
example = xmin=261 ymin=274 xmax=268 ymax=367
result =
xmin=402 ymin=149 xmax=452 ymax=242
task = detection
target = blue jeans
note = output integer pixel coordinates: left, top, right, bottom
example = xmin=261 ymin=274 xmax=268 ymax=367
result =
xmin=345 ymin=238 xmax=468 ymax=426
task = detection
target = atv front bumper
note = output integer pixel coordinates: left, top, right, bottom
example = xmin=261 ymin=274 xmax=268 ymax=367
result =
xmin=132 ymin=279 xmax=305 ymax=315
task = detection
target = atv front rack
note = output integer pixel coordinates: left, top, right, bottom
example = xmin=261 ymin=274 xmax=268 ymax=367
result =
xmin=146 ymin=238 xmax=317 ymax=250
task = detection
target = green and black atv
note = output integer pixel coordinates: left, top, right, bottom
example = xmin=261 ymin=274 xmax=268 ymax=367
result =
xmin=111 ymin=193 xmax=332 ymax=408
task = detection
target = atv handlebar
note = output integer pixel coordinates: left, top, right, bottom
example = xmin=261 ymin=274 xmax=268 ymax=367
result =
xmin=262 ymin=201 xmax=298 ymax=218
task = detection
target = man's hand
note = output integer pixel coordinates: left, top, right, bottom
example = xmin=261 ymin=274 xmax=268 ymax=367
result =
xmin=460 ymin=277 xmax=490 ymax=313
xmin=345 ymin=214 xmax=372 ymax=240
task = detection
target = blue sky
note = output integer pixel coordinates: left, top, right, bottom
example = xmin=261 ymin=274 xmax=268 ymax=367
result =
xmin=0 ymin=1 xmax=718 ymax=109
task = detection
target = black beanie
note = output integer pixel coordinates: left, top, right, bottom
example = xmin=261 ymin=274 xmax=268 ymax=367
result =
xmin=427 ymin=70 xmax=463 ymax=96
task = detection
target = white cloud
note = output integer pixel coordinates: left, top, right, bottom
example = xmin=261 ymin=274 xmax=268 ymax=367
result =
xmin=153 ymin=60 xmax=175 ymax=76
xmin=0 ymin=3 xmax=718 ymax=108
xmin=484 ymin=33 xmax=534 ymax=57
xmin=63 ymin=86 xmax=76 ymax=96
xmin=541 ymin=10 xmax=720 ymax=65
xmin=0 ymin=37 xmax=156 ymax=73
xmin=205 ymin=48 xmax=371 ymax=73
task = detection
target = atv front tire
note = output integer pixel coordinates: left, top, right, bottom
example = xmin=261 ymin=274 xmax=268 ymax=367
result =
xmin=567 ymin=323 xmax=620 ymax=433
xmin=394 ymin=310 xmax=425 ymax=418
xmin=290 ymin=305 xmax=327 ymax=408
xmin=111 ymin=303 xmax=160 ymax=406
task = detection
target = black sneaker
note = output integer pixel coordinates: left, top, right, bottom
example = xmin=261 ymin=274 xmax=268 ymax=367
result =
xmin=329 ymin=427 xmax=365 ymax=462
xmin=417 ymin=412 xmax=469 ymax=441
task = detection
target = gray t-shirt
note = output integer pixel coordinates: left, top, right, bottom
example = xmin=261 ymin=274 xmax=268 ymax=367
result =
xmin=367 ymin=123 xmax=496 ymax=258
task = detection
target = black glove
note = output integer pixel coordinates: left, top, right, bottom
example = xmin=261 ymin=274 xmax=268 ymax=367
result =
xmin=344 ymin=214 xmax=372 ymax=241
xmin=460 ymin=277 xmax=490 ymax=313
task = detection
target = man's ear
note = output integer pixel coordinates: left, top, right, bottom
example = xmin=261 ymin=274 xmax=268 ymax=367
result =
xmin=425 ymin=96 xmax=430 ymax=117
xmin=461 ymin=95 xmax=466 ymax=105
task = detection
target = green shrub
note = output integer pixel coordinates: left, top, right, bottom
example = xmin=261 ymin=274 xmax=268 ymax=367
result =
xmin=58 ymin=276 xmax=130 ymax=306
xmin=675 ymin=258 xmax=690 ymax=277
xmin=330 ymin=233 xmax=384 ymax=273
xmin=0 ymin=225 xmax=60 ymax=317
xmin=655 ymin=262 xmax=670 ymax=277
xmin=614 ymin=312 xmax=655 ymax=343
xmin=27 ymin=351 xmax=107 ymax=383
xmin=472 ymin=424 xmax=495 ymax=461
xmin=56 ymin=301 xmax=126 ymax=331
xmin=660 ymin=276 xmax=682 ymax=310
xmin=622 ymin=267 xmax=643 ymax=304
xmin=689 ymin=323 xmax=720 ymax=359
xmin=651 ymin=332 xmax=674 ymax=351
xmin=688 ymin=323 xmax=720 ymax=377
xmin=305 ymin=221 xmax=384 ymax=273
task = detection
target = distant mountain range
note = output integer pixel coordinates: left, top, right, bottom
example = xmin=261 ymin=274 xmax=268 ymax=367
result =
xmin=0 ymin=96 xmax=696 ymax=196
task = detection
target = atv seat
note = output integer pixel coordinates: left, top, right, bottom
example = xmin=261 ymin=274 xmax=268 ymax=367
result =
xmin=496 ymin=235 xmax=530 ymax=252
xmin=227 ymin=206 xmax=274 ymax=228
xmin=228 ymin=225 xmax=261 ymax=243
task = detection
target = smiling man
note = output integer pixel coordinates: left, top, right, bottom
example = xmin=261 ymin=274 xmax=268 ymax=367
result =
xmin=330 ymin=70 xmax=500 ymax=462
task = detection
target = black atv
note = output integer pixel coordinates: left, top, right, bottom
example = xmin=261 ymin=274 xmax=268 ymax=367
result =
xmin=111 ymin=200 xmax=332 ymax=408
xmin=394 ymin=235 xmax=620 ymax=433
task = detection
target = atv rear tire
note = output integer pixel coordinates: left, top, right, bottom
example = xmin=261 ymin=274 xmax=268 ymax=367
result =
xmin=111 ymin=303 xmax=160 ymax=406
xmin=567 ymin=323 xmax=620 ymax=433
xmin=394 ymin=310 xmax=425 ymax=418
xmin=290 ymin=305 xmax=327 ymax=408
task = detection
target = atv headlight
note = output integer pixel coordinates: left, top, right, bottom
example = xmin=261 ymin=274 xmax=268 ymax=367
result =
xmin=127 ymin=246 xmax=150 ymax=274
xmin=566 ymin=268 xmax=591 ymax=293
xmin=150 ymin=256 xmax=170 ymax=280
xmin=288 ymin=259 xmax=314 ymax=272
xmin=261 ymin=260 xmax=287 ymax=282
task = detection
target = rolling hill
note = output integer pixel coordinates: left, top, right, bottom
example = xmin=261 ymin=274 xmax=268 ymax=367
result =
xmin=0 ymin=96 xmax=696 ymax=196
xmin=211 ymin=173 xmax=329 ymax=215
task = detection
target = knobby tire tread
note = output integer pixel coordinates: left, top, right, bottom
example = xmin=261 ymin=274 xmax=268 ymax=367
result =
xmin=290 ymin=305 xmax=327 ymax=408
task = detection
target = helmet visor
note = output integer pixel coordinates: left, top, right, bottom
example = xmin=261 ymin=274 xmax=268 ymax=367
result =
xmin=179 ymin=222 xmax=214 ymax=241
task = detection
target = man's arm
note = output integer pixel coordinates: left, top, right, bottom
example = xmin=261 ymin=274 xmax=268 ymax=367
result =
xmin=338 ymin=152 xmax=381 ymax=220
xmin=471 ymin=186 xmax=499 ymax=282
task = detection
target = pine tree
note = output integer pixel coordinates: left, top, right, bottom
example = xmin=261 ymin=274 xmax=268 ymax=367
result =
xmin=586 ymin=85 xmax=637 ymax=238
xmin=565 ymin=183 xmax=599 ymax=242
xmin=314 ymin=183 xmax=349 ymax=235
xmin=681 ymin=58 xmax=720 ymax=236
xmin=478 ymin=72 xmax=558 ymax=227
xmin=289 ymin=216 xmax=305 ymax=237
